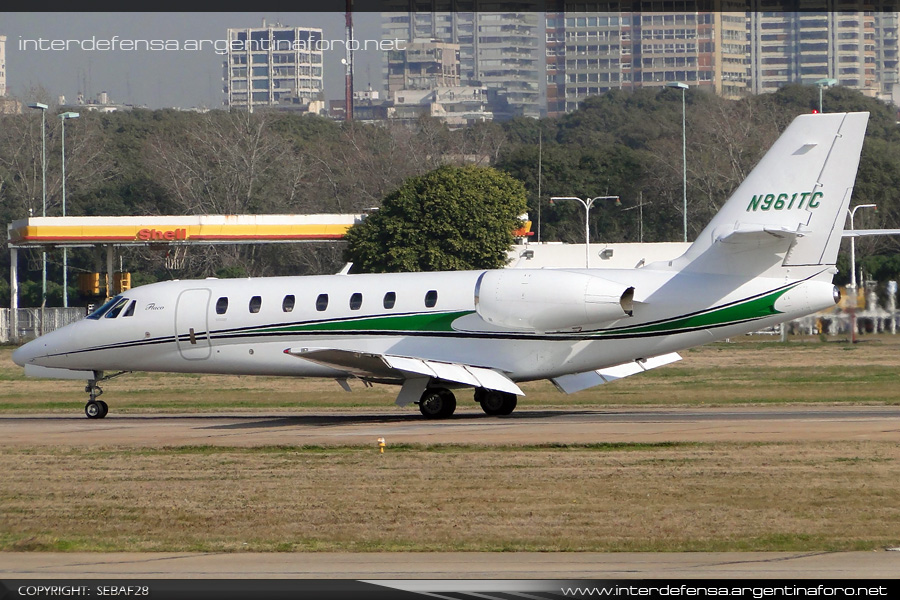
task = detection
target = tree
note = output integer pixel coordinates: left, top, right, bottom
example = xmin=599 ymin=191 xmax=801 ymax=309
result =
xmin=343 ymin=165 xmax=527 ymax=273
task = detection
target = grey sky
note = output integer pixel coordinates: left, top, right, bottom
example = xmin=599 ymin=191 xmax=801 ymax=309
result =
xmin=1 ymin=12 xmax=384 ymax=109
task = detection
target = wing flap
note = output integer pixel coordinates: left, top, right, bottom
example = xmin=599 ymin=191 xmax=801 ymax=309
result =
xmin=285 ymin=347 xmax=524 ymax=396
xmin=551 ymin=352 xmax=682 ymax=394
xmin=284 ymin=347 xmax=396 ymax=378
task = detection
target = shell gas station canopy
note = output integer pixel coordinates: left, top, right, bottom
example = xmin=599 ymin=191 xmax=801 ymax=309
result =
xmin=5 ymin=214 xmax=367 ymax=325
xmin=7 ymin=214 xmax=365 ymax=247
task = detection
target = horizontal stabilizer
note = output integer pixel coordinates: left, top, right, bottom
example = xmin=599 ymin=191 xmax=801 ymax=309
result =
xmin=842 ymin=229 xmax=900 ymax=238
xmin=24 ymin=364 xmax=96 ymax=380
xmin=551 ymin=352 xmax=682 ymax=394
xmin=285 ymin=347 xmax=523 ymax=396
xmin=715 ymin=224 xmax=809 ymax=245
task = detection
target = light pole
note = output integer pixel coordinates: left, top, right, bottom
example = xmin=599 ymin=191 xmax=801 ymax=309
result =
xmin=848 ymin=203 xmax=876 ymax=343
xmin=815 ymin=78 xmax=837 ymax=113
xmin=621 ymin=195 xmax=652 ymax=243
xmin=27 ymin=102 xmax=48 ymax=311
xmin=665 ymin=81 xmax=689 ymax=242
xmin=550 ymin=195 xmax=621 ymax=268
xmin=60 ymin=111 xmax=79 ymax=308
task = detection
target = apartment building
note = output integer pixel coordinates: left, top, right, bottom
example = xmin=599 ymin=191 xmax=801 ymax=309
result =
xmin=749 ymin=11 xmax=878 ymax=95
xmin=382 ymin=8 xmax=542 ymax=119
xmin=547 ymin=7 xmax=748 ymax=116
xmin=224 ymin=23 xmax=325 ymax=111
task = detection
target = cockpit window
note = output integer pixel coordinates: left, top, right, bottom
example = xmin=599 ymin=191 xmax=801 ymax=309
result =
xmin=122 ymin=300 xmax=137 ymax=317
xmin=86 ymin=296 xmax=122 ymax=320
xmin=105 ymin=297 xmax=130 ymax=319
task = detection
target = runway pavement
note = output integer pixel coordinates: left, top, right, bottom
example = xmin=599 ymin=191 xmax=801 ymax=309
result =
xmin=2 ymin=406 xmax=899 ymax=580
xmin=1 ymin=550 xmax=899 ymax=579
xmin=1 ymin=406 xmax=899 ymax=447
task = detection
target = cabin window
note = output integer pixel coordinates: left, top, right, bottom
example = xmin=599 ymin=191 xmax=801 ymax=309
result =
xmin=350 ymin=292 xmax=363 ymax=310
xmin=249 ymin=296 xmax=262 ymax=313
xmin=316 ymin=293 xmax=329 ymax=311
xmin=86 ymin=296 xmax=122 ymax=320
xmin=216 ymin=297 xmax=229 ymax=314
xmin=122 ymin=300 xmax=136 ymax=317
xmin=425 ymin=290 xmax=438 ymax=308
xmin=383 ymin=291 xmax=396 ymax=309
xmin=104 ymin=297 xmax=130 ymax=319
xmin=282 ymin=295 xmax=295 ymax=312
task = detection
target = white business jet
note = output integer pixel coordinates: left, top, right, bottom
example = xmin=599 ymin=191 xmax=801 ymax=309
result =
xmin=13 ymin=112 xmax=869 ymax=419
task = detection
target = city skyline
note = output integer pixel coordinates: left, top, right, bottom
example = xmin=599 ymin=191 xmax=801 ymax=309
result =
xmin=1 ymin=12 xmax=384 ymax=109
xmin=4 ymin=10 xmax=898 ymax=116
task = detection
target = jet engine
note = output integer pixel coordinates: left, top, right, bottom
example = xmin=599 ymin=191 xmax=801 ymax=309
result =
xmin=474 ymin=270 xmax=635 ymax=332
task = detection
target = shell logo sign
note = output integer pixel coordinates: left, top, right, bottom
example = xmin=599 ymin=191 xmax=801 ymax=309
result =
xmin=136 ymin=228 xmax=188 ymax=241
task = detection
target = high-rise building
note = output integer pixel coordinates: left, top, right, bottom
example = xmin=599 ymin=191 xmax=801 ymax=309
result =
xmin=546 ymin=8 xmax=749 ymax=116
xmin=224 ymin=24 xmax=324 ymax=111
xmin=382 ymin=7 xmax=542 ymax=119
xmin=0 ymin=34 xmax=7 ymax=98
xmin=749 ymin=12 xmax=878 ymax=96
xmin=386 ymin=40 xmax=461 ymax=93
xmin=874 ymin=11 xmax=900 ymax=101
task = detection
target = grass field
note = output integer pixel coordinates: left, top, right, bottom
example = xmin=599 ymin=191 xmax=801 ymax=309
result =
xmin=2 ymin=441 xmax=899 ymax=553
xmin=1 ymin=334 xmax=899 ymax=553
xmin=2 ymin=334 xmax=899 ymax=413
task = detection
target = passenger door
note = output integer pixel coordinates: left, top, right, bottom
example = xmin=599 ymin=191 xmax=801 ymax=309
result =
xmin=175 ymin=288 xmax=212 ymax=360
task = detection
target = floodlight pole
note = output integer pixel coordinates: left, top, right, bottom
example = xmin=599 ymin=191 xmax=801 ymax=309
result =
xmin=815 ymin=78 xmax=837 ymax=113
xmin=550 ymin=196 xmax=621 ymax=268
xmin=60 ymin=112 xmax=79 ymax=308
xmin=848 ymin=203 xmax=877 ymax=343
xmin=27 ymin=103 xmax=49 ymax=312
xmin=665 ymin=82 xmax=689 ymax=243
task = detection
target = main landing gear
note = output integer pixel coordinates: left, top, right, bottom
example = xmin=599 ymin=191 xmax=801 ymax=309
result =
xmin=416 ymin=387 xmax=519 ymax=419
xmin=475 ymin=388 xmax=517 ymax=416
xmin=417 ymin=387 xmax=457 ymax=419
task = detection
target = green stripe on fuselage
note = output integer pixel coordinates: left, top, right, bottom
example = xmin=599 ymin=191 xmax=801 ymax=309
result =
xmin=253 ymin=310 xmax=472 ymax=335
xmin=589 ymin=285 xmax=793 ymax=337
xmin=233 ymin=286 xmax=792 ymax=339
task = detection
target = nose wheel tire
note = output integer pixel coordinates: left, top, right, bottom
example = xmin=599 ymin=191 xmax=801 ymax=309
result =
xmin=475 ymin=389 xmax=517 ymax=416
xmin=85 ymin=400 xmax=109 ymax=419
xmin=418 ymin=388 xmax=457 ymax=419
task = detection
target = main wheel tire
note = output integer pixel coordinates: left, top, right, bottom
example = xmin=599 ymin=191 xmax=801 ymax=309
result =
xmin=418 ymin=388 xmax=456 ymax=419
xmin=97 ymin=400 xmax=109 ymax=418
xmin=478 ymin=390 xmax=517 ymax=416
xmin=85 ymin=401 xmax=102 ymax=419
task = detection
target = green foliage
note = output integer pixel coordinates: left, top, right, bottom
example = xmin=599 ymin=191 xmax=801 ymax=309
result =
xmin=343 ymin=165 xmax=527 ymax=272
xmin=215 ymin=265 xmax=249 ymax=279
xmin=3 ymin=84 xmax=900 ymax=304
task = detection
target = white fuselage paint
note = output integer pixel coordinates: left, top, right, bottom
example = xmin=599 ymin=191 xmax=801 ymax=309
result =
xmin=13 ymin=267 xmax=838 ymax=385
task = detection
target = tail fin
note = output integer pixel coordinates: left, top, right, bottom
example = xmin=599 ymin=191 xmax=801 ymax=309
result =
xmin=669 ymin=112 xmax=869 ymax=277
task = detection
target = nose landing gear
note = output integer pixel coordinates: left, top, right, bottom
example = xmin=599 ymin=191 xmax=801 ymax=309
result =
xmin=82 ymin=370 xmax=130 ymax=419
xmin=84 ymin=382 xmax=108 ymax=419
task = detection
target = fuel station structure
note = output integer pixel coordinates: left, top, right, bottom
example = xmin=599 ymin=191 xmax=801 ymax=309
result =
xmin=6 ymin=214 xmax=364 ymax=340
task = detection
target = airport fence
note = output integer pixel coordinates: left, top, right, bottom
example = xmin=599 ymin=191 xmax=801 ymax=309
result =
xmin=0 ymin=307 xmax=86 ymax=344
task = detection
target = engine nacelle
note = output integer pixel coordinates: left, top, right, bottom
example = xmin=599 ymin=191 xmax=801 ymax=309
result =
xmin=475 ymin=270 xmax=635 ymax=332
xmin=773 ymin=279 xmax=841 ymax=315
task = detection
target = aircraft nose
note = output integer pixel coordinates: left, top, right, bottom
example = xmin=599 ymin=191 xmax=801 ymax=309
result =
xmin=12 ymin=338 xmax=41 ymax=366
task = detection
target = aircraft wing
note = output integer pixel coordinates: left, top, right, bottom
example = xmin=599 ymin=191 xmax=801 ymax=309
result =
xmin=284 ymin=347 xmax=524 ymax=404
xmin=551 ymin=352 xmax=682 ymax=394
